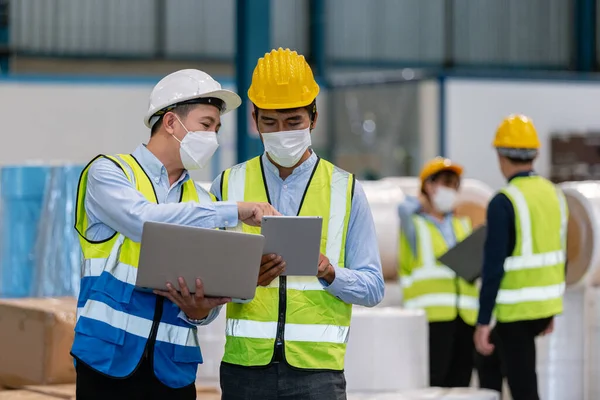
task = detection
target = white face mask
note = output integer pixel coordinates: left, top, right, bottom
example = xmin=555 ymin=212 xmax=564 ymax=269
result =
xmin=173 ymin=117 xmax=219 ymax=171
xmin=261 ymin=127 xmax=312 ymax=168
xmin=431 ymin=186 xmax=458 ymax=214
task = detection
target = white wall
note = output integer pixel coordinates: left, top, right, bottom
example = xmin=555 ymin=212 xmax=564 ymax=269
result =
xmin=445 ymin=78 xmax=600 ymax=190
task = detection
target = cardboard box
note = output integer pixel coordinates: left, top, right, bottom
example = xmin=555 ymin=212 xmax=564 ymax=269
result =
xmin=22 ymin=385 xmax=75 ymax=400
xmin=196 ymin=385 xmax=220 ymax=400
xmin=0 ymin=297 xmax=77 ymax=388
xmin=0 ymin=390 xmax=60 ymax=400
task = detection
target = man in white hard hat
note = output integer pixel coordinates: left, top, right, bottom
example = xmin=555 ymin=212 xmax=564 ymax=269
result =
xmin=71 ymin=69 xmax=279 ymax=400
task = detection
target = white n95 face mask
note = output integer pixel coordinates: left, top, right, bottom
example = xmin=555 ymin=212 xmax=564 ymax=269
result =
xmin=261 ymin=127 xmax=312 ymax=168
xmin=431 ymin=186 xmax=458 ymax=214
xmin=173 ymin=118 xmax=219 ymax=170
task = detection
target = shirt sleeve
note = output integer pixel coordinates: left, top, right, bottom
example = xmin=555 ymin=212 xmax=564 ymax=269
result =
xmin=177 ymin=306 xmax=222 ymax=326
xmin=320 ymin=180 xmax=385 ymax=307
xmin=397 ymin=196 xmax=422 ymax=256
xmin=84 ymin=158 xmax=238 ymax=243
xmin=477 ymin=192 xmax=515 ymax=325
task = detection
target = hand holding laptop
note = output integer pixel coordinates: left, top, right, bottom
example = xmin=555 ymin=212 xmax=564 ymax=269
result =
xmin=154 ymin=277 xmax=231 ymax=320
xmin=238 ymin=202 xmax=281 ymax=226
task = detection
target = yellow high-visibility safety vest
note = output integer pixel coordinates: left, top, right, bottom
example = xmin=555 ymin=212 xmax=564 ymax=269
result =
xmin=399 ymin=215 xmax=479 ymax=325
xmin=220 ymin=156 xmax=354 ymax=371
xmin=495 ymin=176 xmax=568 ymax=323
xmin=72 ymin=153 xmax=215 ymax=388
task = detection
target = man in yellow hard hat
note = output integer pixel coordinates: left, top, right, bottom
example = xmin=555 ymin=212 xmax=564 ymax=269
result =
xmin=210 ymin=48 xmax=385 ymax=400
xmin=398 ymin=157 xmax=479 ymax=388
xmin=474 ymin=114 xmax=567 ymax=400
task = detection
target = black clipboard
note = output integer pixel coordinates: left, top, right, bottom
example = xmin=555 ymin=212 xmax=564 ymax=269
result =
xmin=437 ymin=225 xmax=487 ymax=283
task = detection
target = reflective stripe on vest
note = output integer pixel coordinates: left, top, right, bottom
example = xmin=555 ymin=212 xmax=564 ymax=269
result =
xmin=400 ymin=215 xmax=479 ymax=325
xmin=71 ymin=153 xmax=213 ymax=388
xmin=495 ymin=177 xmax=567 ymax=322
xmin=220 ymin=156 xmax=353 ymax=370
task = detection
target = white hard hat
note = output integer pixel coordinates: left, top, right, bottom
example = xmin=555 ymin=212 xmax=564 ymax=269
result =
xmin=144 ymin=69 xmax=242 ymax=129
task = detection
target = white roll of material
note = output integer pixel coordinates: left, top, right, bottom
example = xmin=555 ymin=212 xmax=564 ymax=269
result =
xmin=361 ymin=180 xmax=406 ymax=282
xmin=345 ymin=307 xmax=428 ymax=393
xmin=558 ymin=181 xmax=600 ymax=287
xmin=196 ymin=309 xmax=227 ymax=385
xmin=536 ymin=288 xmax=585 ymax=400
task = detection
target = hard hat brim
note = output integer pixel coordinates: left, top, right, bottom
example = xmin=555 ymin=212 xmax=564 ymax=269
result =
xmin=144 ymin=89 xmax=242 ymax=128
xmin=421 ymin=164 xmax=464 ymax=183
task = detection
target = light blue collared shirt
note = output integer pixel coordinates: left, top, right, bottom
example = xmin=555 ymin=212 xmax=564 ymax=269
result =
xmin=83 ymin=144 xmax=239 ymax=326
xmin=211 ymin=152 xmax=385 ymax=307
xmin=398 ymin=195 xmax=457 ymax=255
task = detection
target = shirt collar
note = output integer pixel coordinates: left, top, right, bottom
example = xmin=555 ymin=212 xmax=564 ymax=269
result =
xmin=261 ymin=150 xmax=318 ymax=179
xmin=508 ymin=170 xmax=535 ymax=183
xmin=132 ymin=144 xmax=189 ymax=183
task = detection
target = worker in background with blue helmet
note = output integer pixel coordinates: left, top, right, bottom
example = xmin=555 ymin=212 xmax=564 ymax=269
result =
xmin=71 ymin=69 xmax=278 ymax=400
xmin=475 ymin=114 xmax=568 ymax=400
xmin=398 ymin=157 xmax=480 ymax=388
xmin=211 ymin=48 xmax=385 ymax=400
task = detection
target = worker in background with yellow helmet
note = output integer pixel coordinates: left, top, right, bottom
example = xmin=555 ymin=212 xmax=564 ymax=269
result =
xmin=474 ymin=114 xmax=568 ymax=400
xmin=210 ymin=48 xmax=384 ymax=399
xmin=398 ymin=157 xmax=479 ymax=388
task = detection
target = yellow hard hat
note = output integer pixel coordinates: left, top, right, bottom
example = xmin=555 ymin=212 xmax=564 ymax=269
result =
xmin=248 ymin=48 xmax=320 ymax=110
xmin=493 ymin=114 xmax=540 ymax=149
xmin=419 ymin=157 xmax=463 ymax=183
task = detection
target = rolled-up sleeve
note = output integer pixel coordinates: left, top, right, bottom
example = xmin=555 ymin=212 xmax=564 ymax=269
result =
xmin=84 ymin=158 xmax=239 ymax=242
xmin=321 ymin=180 xmax=385 ymax=307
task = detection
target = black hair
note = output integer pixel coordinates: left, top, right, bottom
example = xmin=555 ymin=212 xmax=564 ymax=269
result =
xmin=253 ymin=99 xmax=318 ymax=128
xmin=506 ymin=157 xmax=534 ymax=165
xmin=149 ymin=97 xmax=225 ymax=137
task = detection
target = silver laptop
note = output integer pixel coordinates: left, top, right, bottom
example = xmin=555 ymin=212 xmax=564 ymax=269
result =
xmin=136 ymin=221 xmax=265 ymax=300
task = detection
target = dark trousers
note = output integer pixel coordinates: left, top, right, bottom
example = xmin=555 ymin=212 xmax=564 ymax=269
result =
xmin=476 ymin=317 xmax=552 ymax=400
xmin=220 ymin=362 xmax=346 ymax=400
xmin=429 ymin=317 xmax=475 ymax=387
xmin=75 ymin=357 xmax=196 ymax=400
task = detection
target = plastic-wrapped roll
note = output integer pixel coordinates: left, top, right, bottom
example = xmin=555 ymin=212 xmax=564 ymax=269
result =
xmin=382 ymin=177 xmax=494 ymax=228
xmin=361 ymin=180 xmax=406 ymax=281
xmin=348 ymin=388 xmax=499 ymax=400
xmin=32 ymin=165 xmax=84 ymax=297
xmin=440 ymin=388 xmax=500 ymax=400
xmin=585 ymin=287 xmax=600 ymax=400
xmin=0 ymin=165 xmax=50 ymax=298
xmin=345 ymin=307 xmax=428 ymax=393
xmin=536 ymin=288 xmax=585 ymax=400
xmin=558 ymin=181 xmax=600 ymax=287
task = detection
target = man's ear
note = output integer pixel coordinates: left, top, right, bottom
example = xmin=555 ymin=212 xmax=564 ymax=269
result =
xmin=163 ymin=112 xmax=177 ymax=135
xmin=310 ymin=111 xmax=319 ymax=131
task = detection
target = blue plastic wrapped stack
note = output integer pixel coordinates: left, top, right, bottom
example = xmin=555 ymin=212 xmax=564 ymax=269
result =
xmin=0 ymin=166 xmax=50 ymax=298
xmin=31 ymin=165 xmax=84 ymax=298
